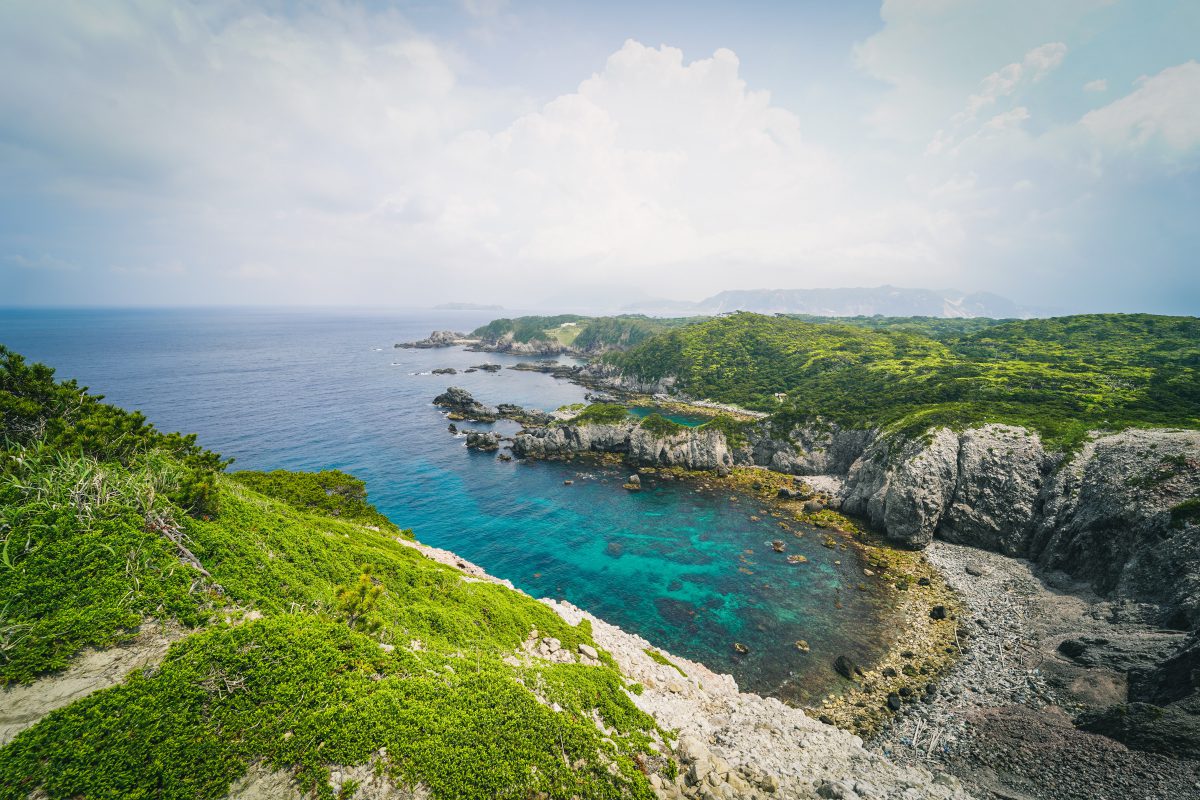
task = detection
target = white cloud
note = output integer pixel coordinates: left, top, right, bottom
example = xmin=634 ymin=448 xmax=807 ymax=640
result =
xmin=1 ymin=2 xmax=1196 ymax=310
xmin=1084 ymin=78 xmax=1108 ymax=93
xmin=389 ymin=40 xmax=964 ymax=290
xmin=1081 ymin=61 xmax=1200 ymax=160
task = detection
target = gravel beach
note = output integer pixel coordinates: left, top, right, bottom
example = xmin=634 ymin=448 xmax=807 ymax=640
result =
xmin=872 ymin=542 xmax=1200 ymax=800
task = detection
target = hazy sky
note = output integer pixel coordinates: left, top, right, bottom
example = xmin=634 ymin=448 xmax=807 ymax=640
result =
xmin=2 ymin=1 xmax=1198 ymax=313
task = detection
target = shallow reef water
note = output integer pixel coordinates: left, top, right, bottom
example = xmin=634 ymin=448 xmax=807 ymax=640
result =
xmin=0 ymin=307 xmax=896 ymax=704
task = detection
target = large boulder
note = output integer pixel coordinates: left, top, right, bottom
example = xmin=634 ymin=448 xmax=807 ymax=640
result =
xmin=432 ymin=387 xmax=499 ymax=422
xmin=1077 ymin=635 xmax=1200 ymax=759
xmin=465 ymin=431 xmax=501 ymax=452
xmin=842 ymin=428 xmax=960 ymax=548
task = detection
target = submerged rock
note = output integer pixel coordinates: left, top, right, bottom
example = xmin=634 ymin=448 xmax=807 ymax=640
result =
xmin=833 ymin=655 xmax=859 ymax=681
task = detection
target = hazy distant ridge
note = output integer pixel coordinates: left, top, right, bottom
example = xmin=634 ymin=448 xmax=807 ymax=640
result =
xmin=625 ymin=286 xmax=1027 ymax=318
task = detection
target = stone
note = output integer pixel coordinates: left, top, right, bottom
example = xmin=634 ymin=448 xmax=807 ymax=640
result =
xmin=578 ymin=643 xmax=598 ymax=659
xmin=1057 ymin=638 xmax=1088 ymax=659
xmin=929 ymin=605 xmax=947 ymax=620
xmin=833 ymin=655 xmax=859 ymax=681
xmin=964 ymin=562 xmax=987 ymax=576
xmin=465 ymin=431 xmax=501 ymax=452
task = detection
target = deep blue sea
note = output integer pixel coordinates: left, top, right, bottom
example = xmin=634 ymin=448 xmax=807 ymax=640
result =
xmin=0 ymin=307 xmax=893 ymax=704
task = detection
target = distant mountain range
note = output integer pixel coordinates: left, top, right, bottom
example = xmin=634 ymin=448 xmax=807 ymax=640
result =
xmin=623 ymin=286 xmax=1033 ymax=319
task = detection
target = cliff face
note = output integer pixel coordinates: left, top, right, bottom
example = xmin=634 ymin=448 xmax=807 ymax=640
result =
xmin=513 ymin=414 xmax=1200 ymax=627
xmin=512 ymin=422 xmax=735 ymax=472
xmin=842 ymin=426 xmax=1200 ymax=628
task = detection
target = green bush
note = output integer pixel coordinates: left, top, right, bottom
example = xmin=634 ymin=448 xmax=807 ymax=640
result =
xmin=230 ymin=470 xmax=400 ymax=533
xmin=569 ymin=403 xmax=630 ymax=426
xmin=638 ymin=413 xmax=685 ymax=436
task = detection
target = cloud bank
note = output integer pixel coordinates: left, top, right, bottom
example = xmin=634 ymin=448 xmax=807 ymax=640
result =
xmin=1 ymin=1 xmax=1197 ymax=312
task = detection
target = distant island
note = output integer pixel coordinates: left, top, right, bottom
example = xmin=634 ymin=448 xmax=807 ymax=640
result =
xmin=432 ymin=302 xmax=505 ymax=311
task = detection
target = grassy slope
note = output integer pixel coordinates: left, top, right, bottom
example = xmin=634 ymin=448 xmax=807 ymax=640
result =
xmin=606 ymin=312 xmax=1200 ymax=449
xmin=0 ymin=348 xmax=660 ymax=799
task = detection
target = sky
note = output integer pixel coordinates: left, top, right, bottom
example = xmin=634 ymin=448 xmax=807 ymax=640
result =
xmin=1 ymin=0 xmax=1198 ymax=313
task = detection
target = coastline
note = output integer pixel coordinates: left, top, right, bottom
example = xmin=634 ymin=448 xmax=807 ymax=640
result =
xmin=499 ymin=452 xmax=970 ymax=740
xmin=645 ymin=465 xmax=967 ymax=736
xmin=439 ymin=348 xmax=1200 ymax=795
xmin=399 ymin=532 xmax=971 ymax=799
xmin=872 ymin=542 xmax=1200 ymax=800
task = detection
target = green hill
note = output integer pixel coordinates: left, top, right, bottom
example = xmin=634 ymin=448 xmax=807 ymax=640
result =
xmin=606 ymin=312 xmax=1200 ymax=448
xmin=471 ymin=315 xmax=703 ymax=353
xmin=0 ymin=346 xmax=662 ymax=799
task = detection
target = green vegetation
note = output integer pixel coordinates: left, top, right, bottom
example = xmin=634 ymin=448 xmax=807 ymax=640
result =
xmin=473 ymin=314 xmax=703 ymax=353
xmin=471 ymin=315 xmax=587 ymax=344
xmin=568 ymin=403 xmax=631 ymax=426
xmin=1171 ymin=498 xmax=1200 ymax=529
xmin=642 ymin=648 xmax=687 ymax=678
xmin=783 ymin=314 xmax=1010 ymax=339
xmin=0 ymin=350 xmax=661 ymax=798
xmin=637 ymin=413 xmax=685 ymax=436
xmin=696 ymin=415 xmax=752 ymax=447
xmin=230 ymin=469 xmax=401 ymax=533
xmin=608 ymin=312 xmax=1200 ymax=449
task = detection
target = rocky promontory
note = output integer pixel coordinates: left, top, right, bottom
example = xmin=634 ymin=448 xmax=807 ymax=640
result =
xmin=433 ymin=386 xmax=553 ymax=426
xmin=395 ymin=330 xmax=477 ymax=348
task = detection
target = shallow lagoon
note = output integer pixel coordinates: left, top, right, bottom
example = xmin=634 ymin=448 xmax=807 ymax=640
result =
xmin=0 ymin=308 xmax=897 ymax=704
xmin=627 ymin=405 xmax=710 ymax=427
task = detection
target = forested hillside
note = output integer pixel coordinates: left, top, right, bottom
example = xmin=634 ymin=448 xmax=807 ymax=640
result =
xmin=606 ymin=312 xmax=1200 ymax=448
xmin=472 ymin=314 xmax=702 ymax=352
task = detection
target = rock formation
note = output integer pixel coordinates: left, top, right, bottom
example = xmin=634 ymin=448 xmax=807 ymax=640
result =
xmin=396 ymin=330 xmax=475 ymax=348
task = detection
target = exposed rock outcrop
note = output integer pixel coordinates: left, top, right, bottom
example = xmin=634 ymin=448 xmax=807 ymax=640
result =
xmin=396 ymin=330 xmax=475 ymax=349
xmin=512 ymin=422 xmax=735 ymax=473
xmin=432 ymin=386 xmax=498 ymax=422
xmin=464 ymin=431 xmax=500 ymax=452
xmin=841 ymin=426 xmax=1200 ymax=629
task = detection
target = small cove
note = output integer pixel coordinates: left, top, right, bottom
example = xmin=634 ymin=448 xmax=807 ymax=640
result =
xmin=0 ymin=307 xmax=899 ymax=705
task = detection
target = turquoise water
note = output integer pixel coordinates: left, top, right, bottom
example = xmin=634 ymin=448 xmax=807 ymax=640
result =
xmin=0 ymin=308 xmax=894 ymax=704
xmin=627 ymin=406 xmax=709 ymax=427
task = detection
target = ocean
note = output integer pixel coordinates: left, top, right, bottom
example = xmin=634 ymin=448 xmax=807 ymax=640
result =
xmin=0 ymin=307 xmax=893 ymax=704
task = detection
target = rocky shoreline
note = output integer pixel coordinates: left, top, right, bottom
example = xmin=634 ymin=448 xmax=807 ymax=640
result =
xmin=874 ymin=542 xmax=1200 ymax=800
xmin=426 ymin=365 xmax=1200 ymax=795
xmin=399 ymin=536 xmax=974 ymax=799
